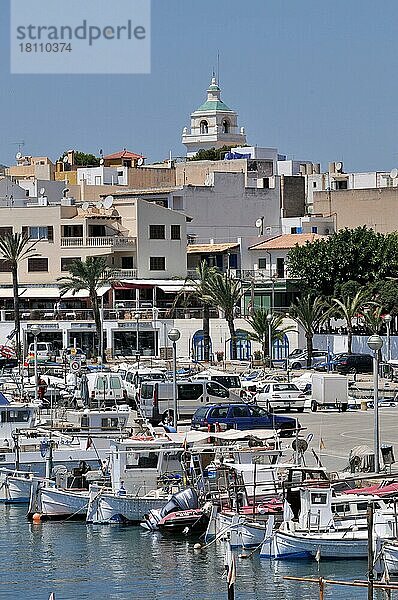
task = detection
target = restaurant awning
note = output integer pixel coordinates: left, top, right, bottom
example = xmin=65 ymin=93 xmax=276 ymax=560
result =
xmin=0 ymin=287 xmax=61 ymax=299
xmin=62 ymin=285 xmax=111 ymax=299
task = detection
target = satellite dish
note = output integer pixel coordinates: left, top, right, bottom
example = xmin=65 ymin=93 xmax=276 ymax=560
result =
xmin=137 ymin=157 xmax=144 ymax=166
xmin=255 ymin=218 xmax=263 ymax=228
xmin=335 ymin=161 xmax=343 ymax=172
xmin=62 ymin=188 xmax=69 ymax=197
xmin=96 ymin=201 xmax=103 ymax=209
xmin=82 ymin=202 xmax=89 ymax=211
xmin=103 ymin=195 xmax=114 ymax=209
xmin=99 ymin=158 xmax=104 ymax=165
xmin=63 ymin=156 xmax=69 ymax=164
xmin=390 ymin=168 xmax=398 ymax=179
xmin=39 ymin=187 xmax=45 ymax=196
xmin=15 ymin=152 xmax=22 ymax=160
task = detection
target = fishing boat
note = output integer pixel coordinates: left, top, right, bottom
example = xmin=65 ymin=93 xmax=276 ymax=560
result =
xmin=0 ymin=468 xmax=36 ymax=504
xmin=141 ymin=488 xmax=210 ymax=534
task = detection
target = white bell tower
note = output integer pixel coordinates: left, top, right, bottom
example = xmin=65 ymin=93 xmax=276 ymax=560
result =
xmin=182 ymin=75 xmax=247 ymax=157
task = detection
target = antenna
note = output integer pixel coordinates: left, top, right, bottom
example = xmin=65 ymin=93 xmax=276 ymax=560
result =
xmin=217 ymin=50 xmax=220 ymax=85
xmin=103 ymin=195 xmax=113 ymax=209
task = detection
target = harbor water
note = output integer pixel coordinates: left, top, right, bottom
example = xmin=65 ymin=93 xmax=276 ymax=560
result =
xmin=0 ymin=506 xmax=387 ymax=599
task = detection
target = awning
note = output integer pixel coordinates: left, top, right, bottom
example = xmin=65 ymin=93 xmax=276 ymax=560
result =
xmin=62 ymin=285 xmax=111 ymax=299
xmin=187 ymin=242 xmax=239 ymax=254
xmin=0 ymin=287 xmax=60 ymax=299
xmin=157 ymin=284 xmax=194 ymax=293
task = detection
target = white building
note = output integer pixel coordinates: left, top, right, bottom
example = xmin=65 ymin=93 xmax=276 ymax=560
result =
xmin=77 ymin=166 xmax=128 ymax=186
xmin=182 ymin=75 xmax=247 ymax=157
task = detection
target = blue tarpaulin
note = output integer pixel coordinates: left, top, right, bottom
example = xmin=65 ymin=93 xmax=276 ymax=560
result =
xmin=0 ymin=393 xmax=10 ymax=405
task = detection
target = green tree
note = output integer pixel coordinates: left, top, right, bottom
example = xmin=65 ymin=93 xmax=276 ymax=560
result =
xmin=362 ymin=304 xmax=383 ymax=334
xmin=332 ymin=290 xmax=371 ymax=354
xmin=59 ymin=151 xmax=100 ymax=166
xmin=189 ymin=145 xmax=243 ymax=162
xmin=289 ymin=295 xmax=329 ymax=367
xmin=177 ymin=261 xmax=218 ymax=362
xmin=287 ymin=227 xmax=398 ymax=297
xmin=57 ymin=257 xmax=115 ymax=359
xmin=0 ymin=233 xmax=40 ymax=360
xmin=246 ymin=309 xmax=293 ymax=361
xmin=204 ymin=272 xmax=243 ymax=360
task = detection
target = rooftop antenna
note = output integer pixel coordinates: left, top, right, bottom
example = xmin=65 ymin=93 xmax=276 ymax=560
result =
xmin=217 ymin=50 xmax=220 ymax=85
xmin=12 ymin=140 xmax=25 ymax=153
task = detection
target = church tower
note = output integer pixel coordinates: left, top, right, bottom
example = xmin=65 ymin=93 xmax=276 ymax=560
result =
xmin=182 ymin=75 xmax=247 ymax=157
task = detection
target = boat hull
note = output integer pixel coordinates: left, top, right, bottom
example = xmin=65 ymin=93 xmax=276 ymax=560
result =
xmin=86 ymin=491 xmax=169 ymax=524
xmin=261 ymin=530 xmax=368 ymax=560
xmin=39 ymin=487 xmax=89 ymax=519
xmin=0 ymin=471 xmax=34 ymax=504
xmin=383 ymin=542 xmax=398 ymax=574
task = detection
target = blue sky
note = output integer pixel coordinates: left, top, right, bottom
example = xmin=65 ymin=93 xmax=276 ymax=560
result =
xmin=1 ymin=0 xmax=398 ymax=171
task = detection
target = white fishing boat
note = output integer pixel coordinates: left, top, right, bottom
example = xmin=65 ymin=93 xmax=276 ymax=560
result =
xmin=260 ymin=485 xmax=367 ymax=559
xmin=35 ymin=485 xmax=90 ymax=519
xmin=382 ymin=540 xmax=398 ymax=574
xmin=86 ymin=437 xmax=184 ymax=524
xmin=0 ymin=468 xmax=36 ymax=504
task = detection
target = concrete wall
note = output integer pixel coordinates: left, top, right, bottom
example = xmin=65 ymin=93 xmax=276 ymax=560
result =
xmin=136 ymin=200 xmax=187 ymax=279
xmin=313 ymin=187 xmax=398 ymax=233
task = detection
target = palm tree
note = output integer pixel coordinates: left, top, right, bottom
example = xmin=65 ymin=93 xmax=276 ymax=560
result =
xmin=246 ymin=308 xmax=293 ymax=361
xmin=362 ymin=304 xmax=383 ymax=334
xmin=57 ymin=257 xmax=115 ymax=359
xmin=332 ymin=290 xmax=370 ymax=354
xmin=172 ymin=261 xmax=218 ymax=362
xmin=204 ymin=272 xmax=243 ymax=360
xmin=289 ymin=295 xmax=329 ymax=368
xmin=0 ymin=232 xmax=40 ymax=360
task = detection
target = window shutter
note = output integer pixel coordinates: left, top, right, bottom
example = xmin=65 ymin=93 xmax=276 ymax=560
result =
xmin=47 ymin=226 xmax=54 ymax=242
xmin=22 ymin=227 xmax=28 ymax=237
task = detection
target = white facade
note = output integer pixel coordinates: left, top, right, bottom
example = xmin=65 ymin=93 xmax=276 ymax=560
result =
xmin=182 ymin=76 xmax=246 ymax=157
xmin=77 ymin=166 xmax=128 ymax=186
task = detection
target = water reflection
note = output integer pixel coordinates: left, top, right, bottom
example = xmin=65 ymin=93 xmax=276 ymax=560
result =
xmin=0 ymin=507 xmax=385 ymax=599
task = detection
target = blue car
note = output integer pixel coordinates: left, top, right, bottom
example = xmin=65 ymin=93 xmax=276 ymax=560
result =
xmin=191 ymin=403 xmax=298 ymax=437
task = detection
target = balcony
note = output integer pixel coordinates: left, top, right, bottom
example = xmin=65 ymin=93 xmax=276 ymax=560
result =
xmin=113 ymin=269 xmax=137 ymax=279
xmin=61 ymin=236 xmax=136 ymax=249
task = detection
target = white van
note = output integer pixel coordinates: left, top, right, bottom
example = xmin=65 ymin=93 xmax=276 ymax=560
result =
xmin=191 ymin=370 xmax=242 ymax=395
xmin=27 ymin=341 xmax=56 ymax=363
xmin=124 ymin=367 xmax=166 ymax=402
xmin=139 ymin=379 xmax=241 ymax=425
xmin=87 ymin=372 xmax=127 ymax=407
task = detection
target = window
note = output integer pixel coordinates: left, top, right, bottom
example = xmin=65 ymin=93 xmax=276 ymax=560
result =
xmin=121 ymin=256 xmax=134 ymax=269
xmin=0 ymin=227 xmax=12 ymax=237
xmin=150 ymin=256 xmax=165 ymax=271
xmin=0 ymin=260 xmax=11 ymax=273
xmin=222 ymin=119 xmax=230 ymax=133
xmin=231 ymin=406 xmax=250 ymax=418
xmin=250 ymin=406 xmax=268 ymax=417
xmin=258 ymin=257 xmax=267 ymax=269
xmin=171 ymin=225 xmax=181 ymax=240
xmin=207 ymin=382 xmax=229 ymax=398
xmin=28 ymin=258 xmax=48 ymax=272
xmin=173 ymin=196 xmax=183 ymax=210
xmin=110 ymin=376 xmax=122 ymax=390
xmin=210 ymin=406 xmax=229 ymax=419
xmin=61 ymin=257 xmax=79 ymax=271
xmin=200 ymin=120 xmax=208 ymax=134
xmin=101 ymin=418 xmax=119 ymax=429
xmin=29 ymin=226 xmax=52 ymax=240
xmin=311 ymin=493 xmax=328 ymax=505
xmin=178 ymin=384 xmax=203 ymax=401
xmin=149 ymin=225 xmax=165 ymax=239
xmin=313 ymin=181 xmax=317 ymax=188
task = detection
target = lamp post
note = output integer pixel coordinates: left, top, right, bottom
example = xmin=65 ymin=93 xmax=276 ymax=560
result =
xmin=367 ymin=334 xmax=384 ymax=473
xmin=31 ymin=325 xmax=41 ymax=403
xmin=134 ymin=312 xmax=140 ymax=357
xmin=266 ymin=312 xmax=272 ymax=368
xmin=168 ymin=328 xmax=181 ymax=429
xmin=383 ymin=313 xmax=392 ymax=362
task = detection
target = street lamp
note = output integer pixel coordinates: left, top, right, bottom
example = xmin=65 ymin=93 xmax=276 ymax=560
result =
xmin=383 ymin=313 xmax=392 ymax=362
xmin=168 ymin=328 xmax=181 ymax=429
xmin=367 ymin=334 xmax=384 ymax=473
xmin=134 ymin=312 xmax=140 ymax=357
xmin=266 ymin=312 xmax=272 ymax=368
xmin=31 ymin=325 xmax=41 ymax=403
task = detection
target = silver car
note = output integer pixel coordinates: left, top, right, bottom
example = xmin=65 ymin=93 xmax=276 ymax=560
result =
xmin=256 ymin=381 xmax=306 ymax=412
xmin=288 ymin=351 xmax=328 ymax=370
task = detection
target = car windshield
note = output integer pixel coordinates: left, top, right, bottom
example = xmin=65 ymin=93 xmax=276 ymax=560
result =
xmin=193 ymin=406 xmax=209 ymax=419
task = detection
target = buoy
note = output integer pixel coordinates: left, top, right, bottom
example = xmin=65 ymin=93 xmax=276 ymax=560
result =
xmin=32 ymin=513 xmax=42 ymax=522
xmin=193 ymin=543 xmax=202 ymax=550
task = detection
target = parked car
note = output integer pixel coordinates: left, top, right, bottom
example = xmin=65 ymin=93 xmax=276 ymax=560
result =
xmin=191 ymin=403 xmax=298 ymax=436
xmin=256 ymin=381 xmax=306 ymax=412
xmin=333 ymin=353 xmax=373 ymax=375
xmin=27 ymin=341 xmax=56 ymax=363
xmin=288 ymin=351 xmax=328 ymax=370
